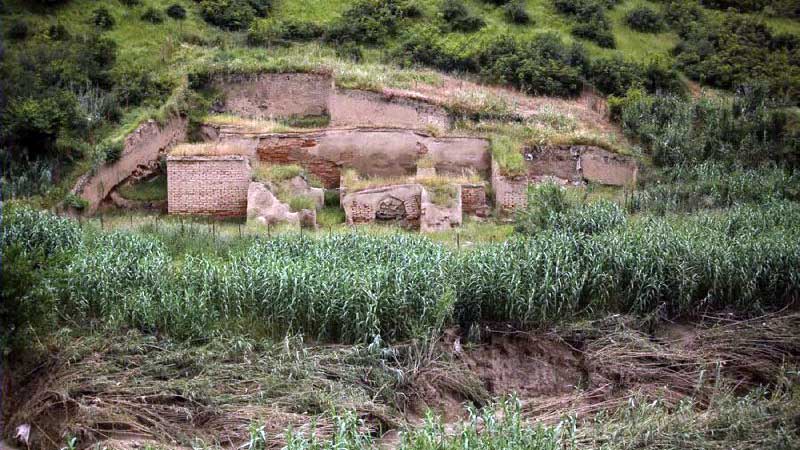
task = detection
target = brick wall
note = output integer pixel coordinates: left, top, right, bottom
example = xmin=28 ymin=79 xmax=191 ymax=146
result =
xmin=167 ymin=156 xmax=251 ymax=217
xmin=491 ymin=160 xmax=528 ymax=217
xmin=461 ymin=184 xmax=489 ymax=217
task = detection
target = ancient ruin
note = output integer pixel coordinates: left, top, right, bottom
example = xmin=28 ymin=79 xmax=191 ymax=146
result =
xmin=71 ymin=71 xmax=640 ymax=231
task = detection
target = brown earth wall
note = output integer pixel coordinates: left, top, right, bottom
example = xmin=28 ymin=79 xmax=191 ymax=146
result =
xmin=207 ymin=127 xmax=490 ymax=189
xmin=329 ymin=89 xmax=451 ymax=130
xmin=213 ymin=72 xmax=332 ymax=119
xmin=72 ymin=118 xmax=187 ymax=215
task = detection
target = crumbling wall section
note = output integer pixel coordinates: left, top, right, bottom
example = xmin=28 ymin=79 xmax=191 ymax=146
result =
xmin=330 ymin=89 xmax=451 ymax=130
xmin=420 ymin=186 xmax=462 ymax=233
xmin=213 ymin=72 xmax=332 ymax=119
xmin=72 ymin=117 xmax=187 ymax=215
xmin=492 ymin=160 xmax=529 ymax=217
xmin=461 ymin=184 xmax=489 ymax=218
xmin=342 ymin=184 xmax=422 ymax=228
xmin=167 ymin=155 xmax=251 ymax=217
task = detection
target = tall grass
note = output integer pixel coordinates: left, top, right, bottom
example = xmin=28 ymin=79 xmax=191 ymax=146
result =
xmin=3 ymin=202 xmax=799 ymax=343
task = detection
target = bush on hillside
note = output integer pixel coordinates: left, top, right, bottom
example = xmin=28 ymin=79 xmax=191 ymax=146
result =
xmin=199 ymin=0 xmax=271 ymax=30
xmin=141 ymin=7 xmax=165 ymax=23
xmin=674 ymin=15 xmax=800 ymax=101
xmin=503 ymin=0 xmax=531 ymax=24
xmin=46 ymin=23 xmax=70 ymax=40
xmin=248 ymin=18 xmax=325 ymax=45
xmin=326 ymin=0 xmax=410 ymax=43
xmin=92 ymin=7 xmax=115 ymax=30
xmin=441 ymin=0 xmax=485 ymax=32
xmin=6 ymin=20 xmax=29 ymax=40
xmin=661 ymin=0 xmax=704 ymax=35
xmin=119 ymin=0 xmax=141 ymax=6
xmin=554 ymin=0 xmax=616 ymax=47
xmin=572 ymin=17 xmax=615 ymax=48
xmin=616 ymin=85 xmax=800 ymax=167
xmin=625 ymin=6 xmax=666 ymax=33
xmin=166 ymin=4 xmax=187 ymax=20
xmin=701 ymin=0 xmax=767 ymax=13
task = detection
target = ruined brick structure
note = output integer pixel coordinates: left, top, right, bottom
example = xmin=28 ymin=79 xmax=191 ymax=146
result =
xmin=494 ymin=145 xmax=640 ymax=216
xmin=461 ymin=184 xmax=490 ymax=218
xmin=167 ymin=155 xmax=251 ymax=217
xmin=342 ymin=184 xmax=423 ymax=228
xmin=204 ymin=127 xmax=492 ymax=188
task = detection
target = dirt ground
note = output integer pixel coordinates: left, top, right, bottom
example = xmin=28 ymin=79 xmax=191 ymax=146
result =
xmin=3 ymin=312 xmax=798 ymax=449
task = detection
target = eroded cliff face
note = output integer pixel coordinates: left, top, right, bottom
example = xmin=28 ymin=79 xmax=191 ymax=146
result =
xmin=212 ymin=72 xmax=333 ymax=119
xmin=494 ymin=145 xmax=639 ymax=215
xmin=205 ymin=125 xmax=490 ymax=188
xmin=72 ymin=117 xmax=187 ymax=215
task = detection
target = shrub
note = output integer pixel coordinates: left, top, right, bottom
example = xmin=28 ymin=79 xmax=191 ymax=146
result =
xmin=247 ymin=19 xmax=324 ymax=46
xmin=166 ymin=4 xmax=186 ymax=20
xmin=112 ymin=68 xmax=173 ymax=106
xmin=326 ymin=0 xmax=409 ymax=43
xmin=100 ymin=140 xmax=124 ymax=163
xmin=336 ymin=42 xmax=364 ymax=62
xmin=288 ymin=195 xmax=315 ymax=212
xmin=441 ymin=0 xmax=485 ymax=32
xmin=199 ymin=0 xmax=270 ymax=30
xmin=477 ymin=33 xmax=585 ymax=97
xmin=515 ymin=182 xmax=626 ymax=235
xmin=92 ymin=7 xmax=115 ymax=30
xmin=675 ymin=15 xmax=800 ymax=100
xmin=46 ymin=23 xmax=70 ymax=40
xmin=572 ymin=17 xmax=615 ymax=48
xmin=503 ymin=0 xmax=531 ymax=24
xmin=6 ymin=20 xmax=29 ymax=40
xmin=587 ymin=55 xmax=645 ymax=96
xmin=701 ymin=0 xmax=767 ymax=13
xmin=141 ymin=7 xmax=165 ymax=23
xmin=119 ymin=0 xmax=141 ymax=6
xmin=625 ymin=6 xmax=665 ymax=33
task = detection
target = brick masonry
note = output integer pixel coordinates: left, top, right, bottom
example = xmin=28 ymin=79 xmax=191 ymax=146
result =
xmin=461 ymin=184 xmax=490 ymax=217
xmin=167 ymin=156 xmax=251 ymax=217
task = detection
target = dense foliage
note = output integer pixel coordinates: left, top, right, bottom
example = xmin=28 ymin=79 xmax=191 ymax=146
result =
xmin=3 ymin=202 xmax=799 ymax=346
xmin=674 ymin=14 xmax=800 ymax=100
xmin=625 ymin=6 xmax=666 ymax=33
xmin=198 ymin=0 xmax=271 ymax=30
xmin=613 ymin=86 xmax=800 ymax=167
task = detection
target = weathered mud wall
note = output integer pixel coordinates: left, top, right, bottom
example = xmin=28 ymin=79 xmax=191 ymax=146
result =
xmin=420 ymin=186 xmax=462 ymax=233
xmin=72 ymin=118 xmax=187 ymax=215
xmin=167 ymin=155 xmax=251 ymax=217
xmin=524 ymin=145 xmax=638 ymax=186
xmin=213 ymin=72 xmax=332 ymax=119
xmin=208 ymin=126 xmax=490 ymax=188
xmin=495 ymin=145 xmax=638 ymax=216
xmin=330 ymin=89 xmax=451 ymax=130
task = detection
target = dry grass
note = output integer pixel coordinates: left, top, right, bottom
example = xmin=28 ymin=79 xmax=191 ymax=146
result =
xmin=203 ymin=114 xmax=300 ymax=133
xmin=342 ymin=169 xmax=482 ymax=193
xmin=169 ymin=143 xmax=250 ymax=157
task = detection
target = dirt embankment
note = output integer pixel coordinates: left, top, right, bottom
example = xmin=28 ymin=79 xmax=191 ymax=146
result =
xmin=72 ymin=118 xmax=186 ymax=215
xmin=4 ymin=312 xmax=798 ymax=450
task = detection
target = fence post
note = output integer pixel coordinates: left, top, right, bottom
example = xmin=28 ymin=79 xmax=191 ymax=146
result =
xmin=456 ymin=231 xmax=460 ymax=250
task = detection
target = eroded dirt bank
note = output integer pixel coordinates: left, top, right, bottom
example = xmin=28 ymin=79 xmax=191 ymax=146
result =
xmin=4 ymin=312 xmax=798 ymax=449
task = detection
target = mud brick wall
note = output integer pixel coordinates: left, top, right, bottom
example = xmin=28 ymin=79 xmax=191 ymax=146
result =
xmin=214 ymin=72 xmax=332 ymax=119
xmin=330 ymin=89 xmax=451 ymax=130
xmin=491 ymin=161 xmax=528 ymax=217
xmin=461 ymin=184 xmax=489 ymax=217
xmin=167 ymin=156 xmax=251 ymax=217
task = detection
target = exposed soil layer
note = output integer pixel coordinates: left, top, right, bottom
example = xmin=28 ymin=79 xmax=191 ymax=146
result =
xmin=6 ymin=313 xmax=797 ymax=449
